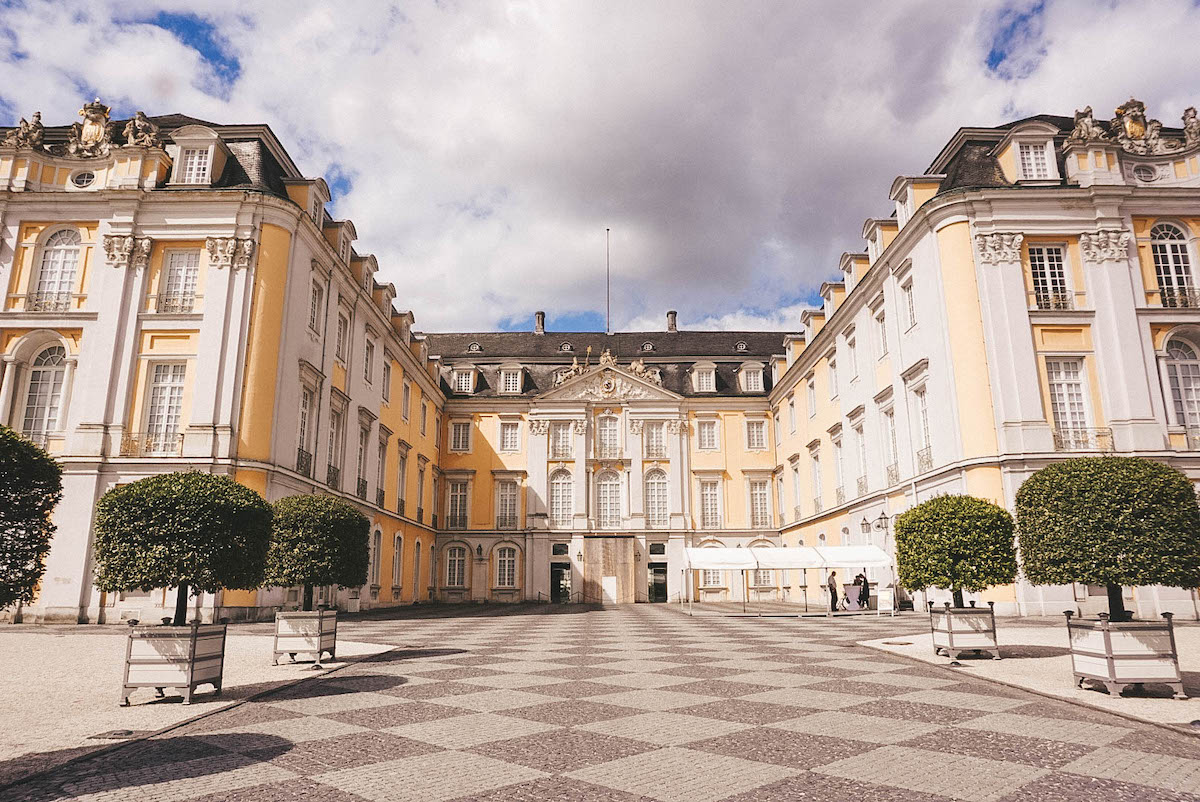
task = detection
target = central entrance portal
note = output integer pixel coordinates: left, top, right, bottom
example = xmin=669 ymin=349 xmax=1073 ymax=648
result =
xmin=582 ymin=536 xmax=636 ymax=604
xmin=550 ymin=562 xmax=571 ymax=603
xmin=648 ymin=562 xmax=668 ymax=602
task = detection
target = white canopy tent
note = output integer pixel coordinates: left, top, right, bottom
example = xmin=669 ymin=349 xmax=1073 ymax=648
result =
xmin=682 ymin=545 xmax=893 ymax=614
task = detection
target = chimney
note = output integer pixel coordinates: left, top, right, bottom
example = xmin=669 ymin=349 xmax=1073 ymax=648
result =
xmin=534 ymin=310 xmax=545 ymax=335
xmin=666 ymin=310 xmax=678 ymax=332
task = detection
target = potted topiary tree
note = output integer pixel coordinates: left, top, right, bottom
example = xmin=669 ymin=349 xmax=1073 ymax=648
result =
xmin=265 ymin=494 xmax=369 ymax=667
xmin=93 ymin=472 xmax=272 ymax=705
xmin=1016 ymin=456 xmax=1199 ymax=699
xmin=0 ymin=426 xmax=63 ymax=622
xmin=895 ymin=494 xmax=1016 ymax=660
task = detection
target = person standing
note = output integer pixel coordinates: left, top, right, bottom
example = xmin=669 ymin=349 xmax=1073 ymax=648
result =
xmin=857 ymin=573 xmax=871 ymax=610
xmin=827 ymin=571 xmax=838 ymax=612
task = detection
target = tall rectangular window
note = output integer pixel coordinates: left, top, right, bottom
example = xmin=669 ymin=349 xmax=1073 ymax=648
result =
xmin=357 ymin=426 xmax=369 ymax=480
xmin=788 ymin=397 xmax=797 ymax=432
xmin=847 ymin=336 xmax=857 ymax=378
xmin=146 ymin=363 xmax=186 ymax=453
xmin=496 ymin=547 xmax=517 ymax=587
xmin=420 ymin=403 xmax=427 ymax=435
xmin=451 ymin=421 xmax=471 ymax=451
xmin=806 ymin=379 xmax=816 ymax=415
xmin=698 ymin=420 xmax=717 ymax=450
xmin=402 ymin=382 xmax=411 ymax=419
xmin=696 ymin=369 xmax=715 ymax=392
xmin=901 ymin=280 xmax=916 ymax=329
xmin=550 ymin=421 xmax=572 ymax=459
xmin=597 ymin=416 xmax=619 ymax=458
xmin=828 ymin=360 xmax=838 ymax=398
xmin=298 ymin=387 xmax=313 ymax=452
xmin=363 ymin=339 xmax=375 ymax=383
xmin=914 ymin=388 xmax=931 ymax=450
xmin=398 ymin=453 xmax=408 ymax=509
xmin=328 ymin=408 xmax=344 ymax=468
xmin=644 ymin=421 xmax=666 ymax=457
xmin=773 ymin=413 xmax=782 ymax=446
xmin=700 ymin=480 xmax=721 ymax=528
xmin=746 ymin=420 xmax=766 ymax=450
xmin=500 ymin=421 xmax=519 ymax=451
xmin=875 ymin=308 xmax=888 ymax=356
xmin=382 ymin=360 xmax=391 ymax=401
xmin=645 ymin=470 xmax=668 ymax=527
xmin=446 ymin=546 xmax=465 ymax=586
xmin=335 ymin=314 xmax=349 ymax=360
xmin=501 ymin=370 xmax=521 ymax=394
xmin=749 ymin=479 xmax=770 ymax=528
xmin=448 ymin=480 xmax=468 ymax=528
xmin=810 ymin=451 xmax=822 ymax=499
xmin=1047 ymin=358 xmax=1088 ymax=430
xmin=309 ymin=280 xmax=323 ymax=331
xmin=496 ymin=480 xmax=518 ymax=528
xmin=179 ymin=147 xmax=210 ymax=184
xmin=1028 ymin=245 xmax=1069 ymax=310
xmin=792 ymin=464 xmax=801 ymax=508
xmin=162 ymin=250 xmax=199 ymax=311
xmin=743 ymin=369 xmax=763 ymax=392
xmin=883 ymin=409 xmax=899 ymax=468
xmin=855 ymin=424 xmax=866 ymax=484
xmin=416 ymin=467 xmax=425 ymax=513
xmin=454 ymin=371 xmax=473 ymax=393
xmin=833 ymin=438 xmax=844 ymax=489
xmin=376 ymin=441 xmax=386 ymax=493
xmin=1018 ymin=142 xmax=1049 ymax=179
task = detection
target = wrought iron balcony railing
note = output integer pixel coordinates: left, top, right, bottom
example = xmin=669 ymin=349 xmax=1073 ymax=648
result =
xmin=397 ymin=498 xmax=406 ymax=515
xmin=496 ymin=514 xmax=518 ymax=530
xmin=835 ymin=486 xmax=845 ymax=505
xmin=1028 ymin=290 xmax=1079 ymax=311
xmin=1052 ymin=427 xmax=1114 ymax=452
xmin=812 ymin=496 xmax=823 ymax=514
xmin=356 ymin=477 xmax=368 ymax=500
xmin=416 ymin=506 xmax=424 ymax=523
xmin=448 ymin=513 xmax=467 ymax=529
xmin=856 ymin=475 xmax=868 ymax=497
xmin=595 ymin=444 xmax=622 ymax=459
xmin=151 ymin=293 xmax=200 ymax=313
xmin=326 ymin=464 xmax=340 ymax=490
xmin=916 ymin=446 xmax=933 ymax=473
xmin=21 ymin=429 xmax=52 ymax=448
xmin=376 ymin=488 xmax=386 ymax=507
xmin=1160 ymin=286 xmax=1200 ymax=308
xmin=17 ymin=292 xmax=83 ymax=312
xmin=886 ymin=462 xmax=900 ymax=486
xmin=296 ymin=448 xmax=312 ymax=477
xmin=121 ymin=431 xmax=183 ymax=456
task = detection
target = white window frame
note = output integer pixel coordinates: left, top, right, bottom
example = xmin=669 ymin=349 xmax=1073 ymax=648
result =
xmin=827 ymin=358 xmax=838 ymax=399
xmin=499 ymin=420 xmax=520 ymax=452
xmin=381 ymin=359 xmax=392 ymax=402
xmin=453 ymin=369 xmax=474 ymax=394
xmin=695 ymin=368 xmax=716 ymax=393
xmin=745 ymin=418 xmax=767 ymax=451
xmin=901 ymin=280 xmax=917 ymax=330
xmin=597 ymin=414 xmax=620 ymax=458
xmin=363 ymin=338 xmax=375 ymax=383
xmin=1046 ymin=356 xmax=1092 ymax=431
xmin=402 ymin=381 xmax=412 ymax=420
xmin=178 ymin=146 xmax=211 ymax=184
xmin=697 ymin=419 xmax=719 ymax=451
xmin=550 ymin=421 xmax=573 ymax=459
xmin=496 ymin=479 xmax=519 ymax=529
xmin=749 ymin=479 xmax=771 ymax=528
xmin=699 ymin=479 xmax=722 ymax=529
xmin=644 ymin=421 xmax=666 ymax=458
xmin=645 ymin=469 xmax=668 ymax=528
xmin=392 ymin=534 xmax=403 ymax=590
xmin=806 ymin=378 xmax=816 ymax=417
xmin=549 ymin=469 xmax=574 ymax=527
xmin=500 ymin=369 xmax=522 ymax=395
xmin=335 ymin=313 xmax=349 ymax=361
xmin=309 ymin=279 xmax=324 ymax=332
xmin=144 ymin=361 xmax=187 ymax=454
xmin=1028 ymin=244 xmax=1072 ymax=310
xmin=450 ymin=420 xmax=472 ymax=452
xmin=596 ymin=470 xmax=622 ymax=528
xmin=447 ymin=480 xmax=469 ymax=528
xmin=742 ymin=368 xmax=763 ymax=392
xmin=446 ymin=545 xmax=467 ymax=587
xmin=788 ymin=397 xmax=797 ymax=432
xmin=874 ymin=306 xmax=888 ymax=357
xmin=496 ymin=546 xmax=518 ymax=588
xmin=1017 ymin=141 xmax=1051 ymax=181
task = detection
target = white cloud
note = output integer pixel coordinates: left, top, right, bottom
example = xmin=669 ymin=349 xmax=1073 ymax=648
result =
xmin=1 ymin=0 xmax=1199 ymax=331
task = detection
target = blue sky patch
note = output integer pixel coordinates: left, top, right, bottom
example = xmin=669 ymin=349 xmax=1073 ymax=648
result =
xmin=985 ymin=1 xmax=1045 ymax=75
xmin=145 ymin=12 xmax=240 ymax=91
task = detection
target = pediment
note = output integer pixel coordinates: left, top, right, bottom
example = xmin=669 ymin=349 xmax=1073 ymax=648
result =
xmin=538 ymin=366 xmax=681 ymax=402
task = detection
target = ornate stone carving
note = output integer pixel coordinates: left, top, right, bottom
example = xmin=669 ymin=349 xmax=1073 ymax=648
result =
xmin=1079 ymin=230 xmax=1131 ymax=263
xmin=598 ymin=349 xmax=617 ymax=368
xmin=102 ymin=235 xmax=152 ymax=269
xmin=206 ymin=237 xmax=256 ymax=270
xmin=551 ymin=370 xmax=655 ymax=402
xmin=2 ymin=112 xmax=44 ymax=149
xmin=1110 ymin=98 xmax=1183 ymax=155
xmin=67 ymin=98 xmax=115 ymax=157
xmin=974 ymin=232 xmax=1024 ymax=265
xmin=1066 ymin=106 xmax=1107 ymax=144
xmin=554 ymin=356 xmax=585 ymax=386
xmin=1185 ymin=107 xmax=1200 ymax=148
xmin=572 ymin=420 xmax=587 ymax=434
xmin=628 ymin=358 xmax=663 ymax=386
xmin=528 ymin=420 xmax=549 ymax=435
xmin=628 ymin=420 xmax=644 ymax=435
xmin=667 ymin=419 xmax=687 ymax=435
xmin=122 ymin=111 xmax=162 ymax=148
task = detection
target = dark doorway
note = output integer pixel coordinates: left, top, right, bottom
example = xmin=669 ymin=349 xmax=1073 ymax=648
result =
xmin=648 ymin=562 xmax=668 ymax=603
xmin=550 ymin=562 xmax=571 ymax=603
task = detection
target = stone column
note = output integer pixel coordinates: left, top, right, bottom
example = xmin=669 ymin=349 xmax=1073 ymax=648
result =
xmin=0 ymin=355 xmax=16 ymax=426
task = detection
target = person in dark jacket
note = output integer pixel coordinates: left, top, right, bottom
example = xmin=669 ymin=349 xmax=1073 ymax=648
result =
xmin=827 ymin=571 xmax=838 ymax=612
xmin=857 ymin=573 xmax=871 ymax=610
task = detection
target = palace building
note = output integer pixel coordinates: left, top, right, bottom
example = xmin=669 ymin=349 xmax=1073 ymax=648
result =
xmin=4 ymin=97 xmax=1200 ymax=622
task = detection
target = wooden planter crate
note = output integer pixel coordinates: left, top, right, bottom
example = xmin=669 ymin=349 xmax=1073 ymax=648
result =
xmin=1065 ymin=611 xmax=1186 ymax=699
xmin=273 ymin=609 xmax=337 ymax=667
xmin=929 ymin=601 xmax=1000 ymax=660
xmin=119 ymin=622 xmax=226 ymax=706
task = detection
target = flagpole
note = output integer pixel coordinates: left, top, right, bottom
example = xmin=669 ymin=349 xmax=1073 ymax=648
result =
xmin=606 ymin=227 xmax=611 ymax=335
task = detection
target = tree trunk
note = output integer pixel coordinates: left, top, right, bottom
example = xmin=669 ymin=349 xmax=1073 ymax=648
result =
xmin=952 ymin=588 xmax=965 ymax=609
xmin=172 ymin=583 xmax=189 ymax=626
xmin=1106 ymin=584 xmax=1130 ymax=621
xmin=303 ymin=584 xmax=314 ymax=612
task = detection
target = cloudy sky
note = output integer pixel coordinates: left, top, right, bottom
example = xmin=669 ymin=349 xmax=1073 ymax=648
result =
xmin=1 ymin=0 xmax=1198 ymax=332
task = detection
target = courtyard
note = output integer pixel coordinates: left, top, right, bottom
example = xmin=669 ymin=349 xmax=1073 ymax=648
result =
xmin=3 ymin=604 xmax=1200 ymax=801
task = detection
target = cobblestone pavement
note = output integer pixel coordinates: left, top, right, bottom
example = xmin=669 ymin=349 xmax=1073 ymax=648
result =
xmin=6 ymin=605 xmax=1200 ymax=801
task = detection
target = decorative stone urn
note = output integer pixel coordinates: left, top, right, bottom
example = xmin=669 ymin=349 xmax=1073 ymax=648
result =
xmin=929 ymin=600 xmax=1001 ymax=660
xmin=1064 ymin=611 xmax=1186 ymax=699
xmin=119 ymin=621 xmax=226 ymax=706
xmin=273 ymin=608 xmax=337 ymax=668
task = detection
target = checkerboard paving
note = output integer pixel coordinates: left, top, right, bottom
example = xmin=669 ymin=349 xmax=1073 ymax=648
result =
xmin=11 ymin=604 xmax=1200 ymax=802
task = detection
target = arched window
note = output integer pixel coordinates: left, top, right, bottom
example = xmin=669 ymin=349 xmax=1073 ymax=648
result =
xmin=392 ymin=534 xmax=403 ymax=589
xmin=644 ymin=470 xmax=668 ymax=528
xmin=33 ymin=229 xmax=81 ymax=311
xmin=550 ymin=469 xmax=573 ymax=527
xmin=21 ymin=345 xmax=66 ymax=445
xmin=597 ymin=416 xmax=619 ymax=458
xmin=597 ymin=471 xmax=621 ymax=528
xmin=370 ymin=530 xmax=382 ymax=585
xmin=446 ymin=545 xmax=466 ymax=586
xmin=1151 ymin=224 xmax=1194 ymax=307
xmin=1167 ymin=337 xmax=1200 ymax=430
xmin=496 ymin=546 xmax=517 ymax=588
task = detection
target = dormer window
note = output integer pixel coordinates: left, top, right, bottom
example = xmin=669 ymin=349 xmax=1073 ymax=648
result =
xmin=559 ymin=342 xmax=573 ymax=352
xmin=500 ymin=367 xmax=522 ymax=394
xmin=741 ymin=366 xmax=764 ymax=393
xmin=468 ymin=342 xmax=482 ymax=353
xmin=1018 ymin=142 xmax=1050 ymax=180
xmin=179 ymin=148 xmax=210 ymax=184
xmin=340 ymin=239 xmax=349 ymax=261
xmin=641 ymin=341 xmax=654 ymax=352
xmin=735 ymin=341 xmax=748 ymax=353
xmin=311 ymin=195 xmax=324 ymax=227
xmin=694 ymin=364 xmax=716 ymax=393
xmin=453 ymin=369 xmax=475 ymax=394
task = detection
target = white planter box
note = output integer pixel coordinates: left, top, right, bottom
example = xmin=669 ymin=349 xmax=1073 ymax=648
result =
xmin=273 ymin=609 xmax=337 ymax=667
xmin=1065 ymin=612 xmax=1186 ymax=699
xmin=929 ymin=602 xmax=1000 ymax=660
xmin=120 ymin=622 xmax=226 ymax=706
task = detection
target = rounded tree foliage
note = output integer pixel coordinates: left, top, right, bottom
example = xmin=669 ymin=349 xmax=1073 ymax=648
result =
xmin=895 ymin=494 xmax=1017 ymax=604
xmin=265 ymin=494 xmax=370 ymax=593
xmin=0 ymin=425 xmax=64 ymax=609
xmin=93 ymin=472 xmax=272 ymax=603
xmin=1016 ymin=457 xmax=1200 ymax=592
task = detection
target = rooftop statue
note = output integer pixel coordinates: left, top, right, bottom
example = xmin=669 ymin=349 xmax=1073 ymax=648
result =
xmin=67 ymin=98 xmax=115 ymax=157
xmin=1110 ymin=97 xmax=1182 ymax=155
xmin=2 ymin=111 xmax=44 ymax=149
xmin=1184 ymin=107 xmax=1200 ymax=147
xmin=122 ymin=111 xmax=161 ymax=148
xmin=1066 ymin=106 xmax=1107 ymax=144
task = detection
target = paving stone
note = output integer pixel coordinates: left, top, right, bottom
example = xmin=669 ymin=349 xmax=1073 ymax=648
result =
xmin=452 ymin=776 xmax=657 ymax=802
xmin=379 ymin=681 xmax=483 ymax=700
xmin=269 ymin=691 xmax=403 ymax=716
xmin=470 ymin=728 xmax=657 ymax=772
xmin=431 ymin=688 xmax=556 ymax=712
xmin=667 ymin=679 xmax=776 ymax=698
xmin=769 ymin=710 xmax=943 ymax=744
xmin=503 ymin=699 xmax=641 ymax=726
xmin=953 ymin=712 xmax=1131 ymax=746
xmin=567 ymin=746 xmax=797 ymax=802
xmin=323 ymin=700 xmax=466 ymax=729
xmin=577 ymin=711 xmax=754 ymax=746
xmin=846 ymin=698 xmax=988 ymax=725
xmin=722 ymin=771 xmax=956 ymax=802
xmin=688 ymin=726 xmax=877 ymax=769
xmin=244 ymin=730 xmax=441 ymax=774
xmin=893 ymin=689 xmax=1032 ymax=713
xmin=724 ymin=671 xmax=829 ymax=688
xmin=995 ymin=770 xmax=1200 ymax=802
xmin=900 ymin=726 xmax=1096 ymax=770
xmin=743 ymin=687 xmax=868 ymax=709
xmin=674 ymin=699 xmax=813 ymax=725
xmin=384 ymin=711 xmax=560 ymax=749
xmin=313 ymin=750 xmax=545 ymax=802
xmin=1060 ymin=746 xmax=1200 ymax=795
xmin=587 ymin=688 xmax=723 ymax=711
xmin=185 ymin=776 xmax=375 ymax=802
